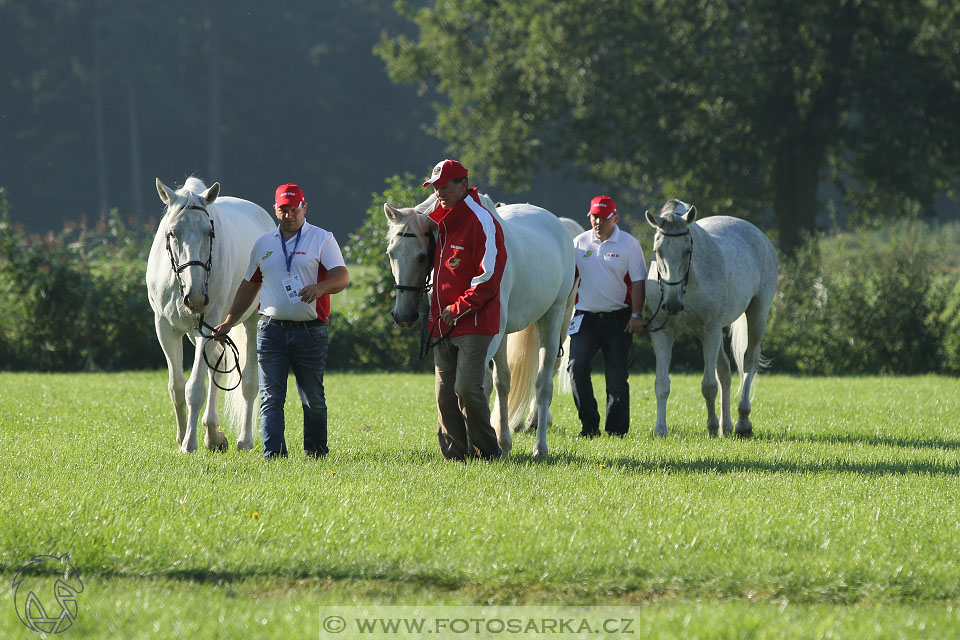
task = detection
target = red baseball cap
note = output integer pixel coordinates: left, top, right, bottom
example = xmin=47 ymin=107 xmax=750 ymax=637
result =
xmin=588 ymin=195 xmax=617 ymax=219
xmin=275 ymin=183 xmax=305 ymax=208
xmin=422 ymin=159 xmax=468 ymax=187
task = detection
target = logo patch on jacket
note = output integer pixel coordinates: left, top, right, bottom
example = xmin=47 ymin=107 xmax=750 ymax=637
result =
xmin=584 ymin=250 xmax=593 ymax=258
xmin=447 ymin=257 xmax=461 ymax=269
xmin=261 ymin=250 xmax=273 ymax=261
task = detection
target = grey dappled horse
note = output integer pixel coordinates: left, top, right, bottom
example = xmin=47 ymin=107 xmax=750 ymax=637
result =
xmin=644 ymin=200 xmax=778 ymax=438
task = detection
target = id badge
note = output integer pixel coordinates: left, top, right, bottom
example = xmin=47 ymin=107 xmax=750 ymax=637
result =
xmin=568 ymin=314 xmax=584 ymax=336
xmin=282 ymin=274 xmax=305 ymax=303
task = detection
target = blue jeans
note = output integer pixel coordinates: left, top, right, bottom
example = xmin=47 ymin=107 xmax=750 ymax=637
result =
xmin=568 ymin=309 xmax=632 ymax=435
xmin=256 ymin=318 xmax=329 ymax=458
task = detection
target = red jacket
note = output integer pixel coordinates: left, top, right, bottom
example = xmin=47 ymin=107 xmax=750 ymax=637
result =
xmin=427 ymin=188 xmax=507 ymax=338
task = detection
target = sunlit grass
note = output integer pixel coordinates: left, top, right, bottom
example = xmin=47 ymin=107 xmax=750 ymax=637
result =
xmin=1 ymin=372 xmax=958 ymax=638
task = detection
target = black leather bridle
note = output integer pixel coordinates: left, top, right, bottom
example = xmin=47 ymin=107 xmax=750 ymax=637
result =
xmin=165 ymin=204 xmax=215 ymax=308
xmin=646 ymin=228 xmax=693 ymax=333
xmin=164 ymin=203 xmax=240 ymax=391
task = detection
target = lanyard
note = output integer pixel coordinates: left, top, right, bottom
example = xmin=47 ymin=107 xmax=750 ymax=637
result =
xmin=280 ymin=227 xmax=303 ymax=274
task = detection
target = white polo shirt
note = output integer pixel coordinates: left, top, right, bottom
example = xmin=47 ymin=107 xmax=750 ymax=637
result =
xmin=245 ymin=221 xmax=345 ymax=322
xmin=573 ymin=225 xmax=647 ymax=313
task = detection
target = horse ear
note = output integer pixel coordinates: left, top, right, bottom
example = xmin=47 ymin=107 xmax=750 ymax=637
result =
xmin=383 ymin=203 xmax=405 ymax=225
xmin=645 ymin=208 xmax=661 ymax=229
xmin=200 ymin=182 xmax=220 ymax=205
xmin=156 ymin=178 xmax=174 ymax=205
xmin=683 ymin=204 xmax=698 ymax=224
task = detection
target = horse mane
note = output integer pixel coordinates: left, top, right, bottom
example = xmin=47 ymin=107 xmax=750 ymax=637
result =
xmin=178 ymin=176 xmax=209 ymax=196
xmin=660 ymin=199 xmax=692 ymax=216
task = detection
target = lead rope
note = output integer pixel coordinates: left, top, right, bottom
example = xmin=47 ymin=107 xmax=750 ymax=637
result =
xmin=196 ymin=315 xmax=242 ymax=391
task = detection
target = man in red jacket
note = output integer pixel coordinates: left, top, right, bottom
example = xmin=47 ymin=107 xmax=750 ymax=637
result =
xmin=422 ymin=159 xmax=506 ymax=460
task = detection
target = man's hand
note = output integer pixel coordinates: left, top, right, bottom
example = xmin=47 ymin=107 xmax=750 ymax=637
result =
xmin=211 ymin=320 xmax=233 ymax=342
xmin=625 ymin=316 xmax=644 ymax=334
xmin=299 ymin=284 xmax=324 ymax=303
xmin=441 ymin=305 xmax=455 ymax=326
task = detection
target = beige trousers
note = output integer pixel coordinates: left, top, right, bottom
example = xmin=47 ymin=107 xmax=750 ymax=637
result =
xmin=433 ymin=333 xmax=502 ymax=460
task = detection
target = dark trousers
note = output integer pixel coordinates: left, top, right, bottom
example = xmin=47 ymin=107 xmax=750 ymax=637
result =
xmin=568 ymin=309 xmax=632 ymax=435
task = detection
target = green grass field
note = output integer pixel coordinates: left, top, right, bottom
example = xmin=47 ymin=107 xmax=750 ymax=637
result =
xmin=1 ymin=371 xmax=958 ymax=638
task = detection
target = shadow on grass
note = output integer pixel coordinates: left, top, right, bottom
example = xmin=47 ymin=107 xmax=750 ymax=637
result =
xmin=505 ymin=447 xmax=959 ymax=477
xmin=755 ymin=431 xmax=960 ymax=452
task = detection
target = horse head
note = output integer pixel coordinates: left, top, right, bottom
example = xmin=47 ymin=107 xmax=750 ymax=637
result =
xmin=156 ymin=178 xmax=219 ymax=314
xmin=383 ymin=203 xmax=435 ymax=327
xmin=646 ymin=199 xmax=697 ymax=316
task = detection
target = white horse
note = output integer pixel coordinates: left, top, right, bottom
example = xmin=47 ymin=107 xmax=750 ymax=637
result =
xmin=383 ymin=193 xmax=580 ymax=458
xmin=146 ymin=177 xmax=275 ymax=453
xmin=644 ymin=199 xmax=778 ymax=438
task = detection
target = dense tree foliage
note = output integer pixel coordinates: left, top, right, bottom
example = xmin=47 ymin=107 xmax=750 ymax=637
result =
xmin=0 ymin=0 xmax=445 ymax=241
xmin=378 ymin=0 xmax=960 ymax=252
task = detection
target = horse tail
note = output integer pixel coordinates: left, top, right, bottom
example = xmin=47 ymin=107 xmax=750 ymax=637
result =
xmin=506 ymin=323 xmax=540 ymax=431
xmin=222 ymin=323 xmax=253 ymax=433
xmin=729 ymin=312 xmax=758 ymax=399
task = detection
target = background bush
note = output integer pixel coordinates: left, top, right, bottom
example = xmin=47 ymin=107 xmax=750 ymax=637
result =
xmin=2 ymin=184 xmax=959 ymax=374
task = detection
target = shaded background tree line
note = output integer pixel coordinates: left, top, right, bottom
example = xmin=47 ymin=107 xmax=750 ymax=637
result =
xmin=1 ymin=0 xmax=959 ymax=373
xmin=4 ymin=185 xmax=960 ymax=375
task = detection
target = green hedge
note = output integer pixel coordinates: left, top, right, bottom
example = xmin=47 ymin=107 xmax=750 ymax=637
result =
xmin=2 ymin=184 xmax=959 ymax=374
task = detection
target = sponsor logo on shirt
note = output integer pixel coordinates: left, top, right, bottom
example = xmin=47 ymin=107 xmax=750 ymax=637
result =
xmin=584 ymin=250 xmax=593 ymax=257
xmin=261 ymin=251 xmax=273 ymax=261
xmin=451 ymin=244 xmax=465 ymax=250
xmin=604 ymin=253 xmax=620 ymax=258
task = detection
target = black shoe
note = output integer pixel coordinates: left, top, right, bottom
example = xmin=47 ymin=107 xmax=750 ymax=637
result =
xmin=305 ymin=450 xmax=328 ymax=459
xmin=263 ymin=451 xmax=288 ymax=460
xmin=576 ymin=430 xmax=601 ymax=439
xmin=606 ymin=431 xmax=627 ymax=439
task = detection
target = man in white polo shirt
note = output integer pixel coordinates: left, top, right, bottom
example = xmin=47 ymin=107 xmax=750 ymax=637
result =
xmin=569 ymin=195 xmax=647 ymax=438
xmin=214 ymin=183 xmax=349 ymax=458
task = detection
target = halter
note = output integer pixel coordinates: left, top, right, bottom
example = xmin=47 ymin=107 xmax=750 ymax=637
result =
xmin=646 ymin=228 xmax=693 ymax=333
xmin=392 ymin=230 xmax=436 ymax=294
xmin=164 ymin=203 xmax=241 ymax=390
xmin=165 ymin=204 xmax=215 ymax=307
xmin=390 ymin=228 xmax=450 ymax=358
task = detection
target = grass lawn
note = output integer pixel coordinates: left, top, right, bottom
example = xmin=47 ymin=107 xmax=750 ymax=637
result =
xmin=1 ymin=371 xmax=958 ymax=638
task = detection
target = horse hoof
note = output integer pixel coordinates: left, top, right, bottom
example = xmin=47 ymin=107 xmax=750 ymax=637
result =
xmin=734 ymin=428 xmax=753 ymax=439
xmin=236 ymin=440 xmax=253 ymax=451
xmin=653 ymin=427 xmax=667 ymax=438
xmin=532 ymin=446 xmax=547 ymax=460
xmin=707 ymin=427 xmax=720 ymax=438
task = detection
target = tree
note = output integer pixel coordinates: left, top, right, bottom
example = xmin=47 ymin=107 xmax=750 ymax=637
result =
xmin=377 ymin=0 xmax=960 ymax=253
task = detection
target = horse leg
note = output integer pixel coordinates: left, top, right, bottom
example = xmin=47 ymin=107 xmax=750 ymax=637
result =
xmin=202 ymin=361 xmax=228 ymax=452
xmin=490 ymin=340 xmax=513 ymax=456
xmin=236 ymin=318 xmax=259 ymax=451
xmin=181 ymin=342 xmax=210 ymax=453
xmin=700 ymin=327 xmax=723 ymax=437
xmin=650 ymin=330 xmax=674 ymax=438
xmin=716 ymin=342 xmax=734 ymax=436
xmin=156 ymin=321 xmax=187 ymax=447
xmin=530 ymin=307 xmax=565 ymax=459
xmin=735 ymin=303 xmax=771 ymax=438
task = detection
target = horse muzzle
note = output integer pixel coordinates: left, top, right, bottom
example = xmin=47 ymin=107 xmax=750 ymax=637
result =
xmin=663 ymin=299 xmax=684 ymax=315
xmin=391 ymin=308 xmax=419 ymax=327
xmin=183 ymin=292 xmax=209 ymax=314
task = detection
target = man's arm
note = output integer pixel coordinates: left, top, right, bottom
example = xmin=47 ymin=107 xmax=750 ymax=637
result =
xmin=626 ymin=279 xmax=645 ymax=333
xmin=213 ymin=279 xmax=262 ymax=339
xmin=298 ymin=266 xmax=349 ymax=302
